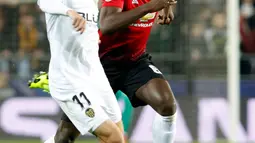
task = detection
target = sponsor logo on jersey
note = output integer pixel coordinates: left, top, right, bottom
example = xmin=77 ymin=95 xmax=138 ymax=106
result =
xmin=85 ymin=108 xmax=95 ymax=118
xmin=130 ymin=13 xmax=155 ymax=27
xmin=130 ymin=22 xmax=153 ymax=27
xmin=78 ymin=12 xmax=98 ymax=24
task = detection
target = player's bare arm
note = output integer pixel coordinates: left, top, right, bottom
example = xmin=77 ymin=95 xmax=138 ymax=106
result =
xmin=99 ymin=0 xmax=177 ymax=34
xmin=157 ymin=5 xmax=175 ymax=25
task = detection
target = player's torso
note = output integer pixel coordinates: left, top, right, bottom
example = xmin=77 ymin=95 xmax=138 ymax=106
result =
xmin=46 ymin=0 xmax=99 ymax=39
xmin=99 ymin=0 xmax=156 ymax=61
xmin=46 ymin=0 xmax=100 ymax=72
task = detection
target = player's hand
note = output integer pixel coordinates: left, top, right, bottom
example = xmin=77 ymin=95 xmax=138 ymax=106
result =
xmin=67 ymin=10 xmax=86 ymax=34
xmin=147 ymin=0 xmax=177 ymax=13
xmin=157 ymin=6 xmax=174 ymax=25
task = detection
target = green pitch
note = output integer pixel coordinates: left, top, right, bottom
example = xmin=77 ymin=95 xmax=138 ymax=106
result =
xmin=0 ymin=140 xmax=97 ymax=143
xmin=0 ymin=139 xmax=228 ymax=143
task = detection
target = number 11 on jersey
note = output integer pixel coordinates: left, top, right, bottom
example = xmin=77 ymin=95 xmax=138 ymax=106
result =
xmin=72 ymin=92 xmax=91 ymax=109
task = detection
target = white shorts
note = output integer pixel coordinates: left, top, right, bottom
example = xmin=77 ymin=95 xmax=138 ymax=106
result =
xmin=48 ymin=47 xmax=122 ymax=135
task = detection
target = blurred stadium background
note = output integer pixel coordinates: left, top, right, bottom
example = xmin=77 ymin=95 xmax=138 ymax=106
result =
xmin=0 ymin=0 xmax=254 ymax=142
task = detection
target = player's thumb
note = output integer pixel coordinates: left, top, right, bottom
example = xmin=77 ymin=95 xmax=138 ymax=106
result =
xmin=165 ymin=17 xmax=171 ymax=24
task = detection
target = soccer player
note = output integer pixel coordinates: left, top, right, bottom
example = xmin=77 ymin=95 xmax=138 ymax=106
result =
xmin=98 ymin=1 xmax=178 ymax=142
xmin=31 ymin=0 xmax=177 ymax=142
xmin=36 ymin=0 xmax=125 ymax=142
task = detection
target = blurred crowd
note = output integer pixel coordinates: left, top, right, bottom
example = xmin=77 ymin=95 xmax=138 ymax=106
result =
xmin=187 ymin=0 xmax=255 ymax=60
xmin=240 ymin=0 xmax=255 ymax=53
xmin=0 ymin=0 xmax=254 ymax=91
xmin=0 ymin=3 xmax=49 ymax=89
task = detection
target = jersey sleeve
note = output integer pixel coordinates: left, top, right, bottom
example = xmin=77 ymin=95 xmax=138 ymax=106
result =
xmin=37 ymin=0 xmax=72 ymax=15
xmin=101 ymin=0 xmax=124 ymax=9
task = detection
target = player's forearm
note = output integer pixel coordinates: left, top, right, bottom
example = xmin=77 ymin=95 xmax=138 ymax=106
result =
xmin=37 ymin=0 xmax=71 ymax=15
xmin=100 ymin=5 xmax=150 ymax=34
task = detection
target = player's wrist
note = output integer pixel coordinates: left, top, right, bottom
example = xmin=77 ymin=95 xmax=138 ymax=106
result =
xmin=66 ymin=9 xmax=75 ymax=16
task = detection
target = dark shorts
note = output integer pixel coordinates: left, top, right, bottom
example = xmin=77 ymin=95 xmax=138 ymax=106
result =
xmin=61 ymin=53 xmax=165 ymax=122
xmin=101 ymin=53 xmax=165 ymax=107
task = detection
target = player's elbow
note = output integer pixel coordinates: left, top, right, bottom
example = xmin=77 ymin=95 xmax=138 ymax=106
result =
xmin=37 ymin=0 xmax=49 ymax=12
xmin=100 ymin=28 xmax=109 ymax=35
xmin=37 ymin=1 xmax=45 ymax=11
xmin=100 ymin=24 xmax=111 ymax=35
xmin=99 ymin=19 xmax=115 ymax=35
xmin=37 ymin=0 xmax=42 ymax=9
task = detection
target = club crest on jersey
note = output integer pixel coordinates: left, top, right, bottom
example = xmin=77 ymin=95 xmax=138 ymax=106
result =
xmin=140 ymin=13 xmax=156 ymax=22
xmin=132 ymin=0 xmax=139 ymax=4
xmin=85 ymin=108 xmax=95 ymax=118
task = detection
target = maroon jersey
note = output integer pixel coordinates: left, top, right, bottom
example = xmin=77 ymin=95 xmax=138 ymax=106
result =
xmin=99 ymin=0 xmax=157 ymax=61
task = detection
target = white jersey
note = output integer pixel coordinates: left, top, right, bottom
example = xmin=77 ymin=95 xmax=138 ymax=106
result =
xmin=38 ymin=0 xmax=101 ymax=95
xmin=37 ymin=0 xmax=122 ymax=135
